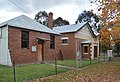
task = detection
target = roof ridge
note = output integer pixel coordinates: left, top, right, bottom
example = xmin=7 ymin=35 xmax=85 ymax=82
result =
xmin=53 ymin=22 xmax=88 ymax=33
xmin=53 ymin=22 xmax=87 ymax=28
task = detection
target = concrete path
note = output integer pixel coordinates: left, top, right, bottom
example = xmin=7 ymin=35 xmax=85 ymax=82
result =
xmin=45 ymin=63 xmax=81 ymax=70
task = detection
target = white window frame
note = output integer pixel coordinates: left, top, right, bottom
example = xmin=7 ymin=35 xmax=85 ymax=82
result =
xmin=61 ymin=37 xmax=68 ymax=45
xmin=32 ymin=46 xmax=37 ymax=52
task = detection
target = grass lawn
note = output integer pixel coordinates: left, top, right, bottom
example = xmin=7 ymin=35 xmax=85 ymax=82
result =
xmin=0 ymin=64 xmax=70 ymax=82
xmin=98 ymin=54 xmax=107 ymax=59
xmin=48 ymin=59 xmax=98 ymax=68
xmin=32 ymin=57 xmax=120 ymax=82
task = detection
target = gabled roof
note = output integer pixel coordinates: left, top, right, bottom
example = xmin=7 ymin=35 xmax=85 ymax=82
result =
xmin=53 ymin=22 xmax=98 ymax=38
xmin=53 ymin=22 xmax=87 ymax=33
xmin=0 ymin=15 xmax=59 ymax=35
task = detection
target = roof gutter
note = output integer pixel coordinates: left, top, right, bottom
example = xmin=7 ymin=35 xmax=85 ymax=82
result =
xmin=0 ymin=24 xmax=8 ymax=28
xmin=0 ymin=24 xmax=61 ymax=36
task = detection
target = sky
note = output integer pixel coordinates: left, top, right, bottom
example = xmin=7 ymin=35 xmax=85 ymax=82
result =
xmin=0 ymin=0 xmax=97 ymax=24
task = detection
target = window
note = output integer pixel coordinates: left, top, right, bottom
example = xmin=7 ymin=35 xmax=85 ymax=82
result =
xmin=50 ymin=34 xmax=55 ymax=49
xmin=84 ymin=46 xmax=88 ymax=53
xmin=61 ymin=37 xmax=68 ymax=45
xmin=62 ymin=39 xmax=68 ymax=44
xmin=21 ymin=31 xmax=29 ymax=48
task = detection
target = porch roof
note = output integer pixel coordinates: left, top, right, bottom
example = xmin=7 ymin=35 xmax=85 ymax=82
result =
xmin=37 ymin=38 xmax=50 ymax=44
xmin=37 ymin=38 xmax=50 ymax=41
xmin=81 ymin=40 xmax=91 ymax=44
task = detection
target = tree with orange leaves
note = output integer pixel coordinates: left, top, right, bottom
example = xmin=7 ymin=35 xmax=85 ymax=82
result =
xmin=90 ymin=0 xmax=120 ymax=54
xmin=99 ymin=29 xmax=111 ymax=46
xmin=89 ymin=0 xmax=120 ymax=29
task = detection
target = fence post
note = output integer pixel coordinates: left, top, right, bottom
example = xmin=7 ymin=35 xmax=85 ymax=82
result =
xmin=13 ymin=60 xmax=16 ymax=82
xmin=104 ymin=52 xmax=105 ymax=61
xmin=98 ymin=57 xmax=99 ymax=63
xmin=90 ymin=58 xmax=91 ymax=65
xmin=55 ymin=58 xmax=57 ymax=75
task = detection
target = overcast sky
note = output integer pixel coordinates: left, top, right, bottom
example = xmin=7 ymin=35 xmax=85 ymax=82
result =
xmin=0 ymin=0 xmax=97 ymax=24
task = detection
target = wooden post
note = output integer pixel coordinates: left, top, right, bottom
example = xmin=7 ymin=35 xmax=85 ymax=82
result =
xmin=13 ymin=60 xmax=16 ymax=82
xmin=55 ymin=58 xmax=57 ymax=75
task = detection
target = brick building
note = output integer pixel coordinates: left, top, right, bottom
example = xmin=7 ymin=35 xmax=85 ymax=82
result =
xmin=53 ymin=22 xmax=99 ymax=60
xmin=0 ymin=13 xmax=62 ymax=66
xmin=0 ymin=13 xmax=99 ymax=66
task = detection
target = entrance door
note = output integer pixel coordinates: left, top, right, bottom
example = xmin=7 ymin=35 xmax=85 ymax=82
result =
xmin=94 ymin=46 xmax=97 ymax=58
xmin=37 ymin=44 xmax=42 ymax=62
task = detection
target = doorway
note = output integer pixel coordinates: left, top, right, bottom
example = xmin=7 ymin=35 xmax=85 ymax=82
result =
xmin=94 ymin=46 xmax=98 ymax=58
xmin=37 ymin=44 xmax=42 ymax=62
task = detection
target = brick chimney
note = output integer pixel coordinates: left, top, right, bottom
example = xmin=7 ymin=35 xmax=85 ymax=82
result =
xmin=48 ymin=12 xmax=53 ymax=29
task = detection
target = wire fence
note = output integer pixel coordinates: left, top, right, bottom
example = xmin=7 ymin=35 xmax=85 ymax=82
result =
xmin=0 ymin=56 xmax=110 ymax=82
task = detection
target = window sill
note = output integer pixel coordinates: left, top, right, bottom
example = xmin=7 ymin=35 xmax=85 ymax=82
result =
xmin=83 ymin=53 xmax=88 ymax=54
xmin=21 ymin=48 xmax=29 ymax=49
xmin=61 ymin=44 xmax=68 ymax=45
xmin=50 ymin=48 xmax=55 ymax=49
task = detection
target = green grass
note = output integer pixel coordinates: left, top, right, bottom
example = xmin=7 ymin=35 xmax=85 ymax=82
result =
xmin=81 ymin=59 xmax=98 ymax=67
xmin=48 ymin=59 xmax=98 ymax=68
xmin=98 ymin=55 xmax=107 ymax=59
xmin=37 ymin=57 xmax=120 ymax=82
xmin=0 ymin=64 xmax=70 ymax=82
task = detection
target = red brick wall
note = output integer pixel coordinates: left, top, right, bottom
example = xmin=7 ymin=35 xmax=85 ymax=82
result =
xmin=61 ymin=33 xmax=76 ymax=59
xmin=43 ymin=33 xmax=62 ymax=61
xmin=8 ymin=26 xmax=61 ymax=65
xmin=61 ymin=33 xmax=85 ymax=60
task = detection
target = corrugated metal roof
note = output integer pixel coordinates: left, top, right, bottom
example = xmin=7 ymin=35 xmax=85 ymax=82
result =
xmin=53 ymin=22 xmax=87 ymax=33
xmin=0 ymin=15 xmax=59 ymax=35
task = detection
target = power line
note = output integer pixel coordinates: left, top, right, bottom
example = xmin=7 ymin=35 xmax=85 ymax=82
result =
xmin=8 ymin=0 xmax=29 ymax=14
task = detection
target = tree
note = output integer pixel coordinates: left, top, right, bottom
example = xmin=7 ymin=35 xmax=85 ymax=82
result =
xmin=35 ymin=11 xmax=69 ymax=27
xmin=76 ymin=10 xmax=100 ymax=31
xmin=99 ymin=28 xmax=111 ymax=47
xmin=110 ymin=27 xmax=120 ymax=44
xmin=90 ymin=0 xmax=120 ymax=54
xmin=34 ymin=11 xmax=48 ymax=26
xmin=110 ymin=27 xmax=120 ymax=55
xmin=53 ymin=17 xmax=69 ymax=27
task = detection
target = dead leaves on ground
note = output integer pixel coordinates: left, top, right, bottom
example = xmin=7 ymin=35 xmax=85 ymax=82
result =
xmin=31 ymin=58 xmax=120 ymax=82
